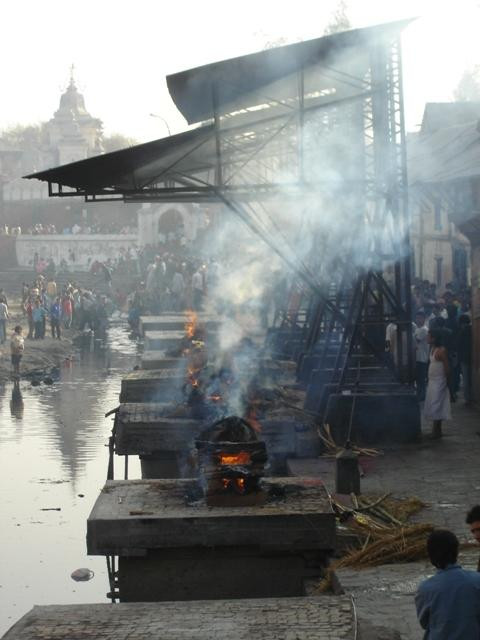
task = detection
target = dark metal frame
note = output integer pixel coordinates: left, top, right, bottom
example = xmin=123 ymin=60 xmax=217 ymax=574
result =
xmin=41 ymin=29 xmax=415 ymax=410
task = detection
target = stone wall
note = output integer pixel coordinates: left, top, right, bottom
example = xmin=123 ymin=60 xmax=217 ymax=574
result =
xmin=15 ymin=234 xmax=138 ymax=270
xmin=0 ymin=235 xmax=17 ymax=268
xmin=138 ymin=203 xmax=208 ymax=245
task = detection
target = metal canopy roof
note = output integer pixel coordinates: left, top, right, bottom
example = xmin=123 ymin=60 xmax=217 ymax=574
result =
xmin=25 ymin=19 xmax=411 ymax=202
xmin=25 ymin=125 xmax=216 ymax=195
xmin=167 ymin=19 xmax=412 ymax=124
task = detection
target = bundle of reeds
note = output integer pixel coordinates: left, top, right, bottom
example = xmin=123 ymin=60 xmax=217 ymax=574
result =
xmin=316 ymin=520 xmax=433 ymax=593
xmin=336 ymin=523 xmax=434 ymax=569
xmin=318 ymin=424 xmax=382 ymax=458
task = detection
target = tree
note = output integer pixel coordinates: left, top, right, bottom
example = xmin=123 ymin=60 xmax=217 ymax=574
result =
xmin=263 ymin=36 xmax=290 ymax=50
xmin=324 ymin=0 xmax=351 ymax=36
xmin=0 ymin=123 xmax=137 ymax=155
xmin=0 ymin=123 xmax=49 ymax=151
xmin=102 ymin=133 xmax=138 ymax=153
xmin=454 ymin=65 xmax=480 ymax=102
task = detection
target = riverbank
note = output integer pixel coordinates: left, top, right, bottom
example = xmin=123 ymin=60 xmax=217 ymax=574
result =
xmin=0 ymin=334 xmax=76 ymax=383
xmin=0 ymin=300 xmax=77 ymax=382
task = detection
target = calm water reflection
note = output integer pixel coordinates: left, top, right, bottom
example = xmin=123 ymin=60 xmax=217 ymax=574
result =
xmin=0 ymin=326 xmax=141 ymax=635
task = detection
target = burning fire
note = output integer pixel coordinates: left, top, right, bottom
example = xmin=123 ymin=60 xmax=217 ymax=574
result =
xmin=219 ymin=452 xmax=251 ymax=466
xmin=187 ymin=365 xmax=200 ymax=388
xmin=221 ymin=476 xmax=247 ymax=494
xmin=185 ymin=310 xmax=198 ymax=340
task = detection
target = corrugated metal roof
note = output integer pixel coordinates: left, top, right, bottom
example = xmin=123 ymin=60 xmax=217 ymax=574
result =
xmin=26 ymin=19 xmax=412 ymax=196
xmin=167 ymin=19 xmax=412 ymax=124
xmin=25 ymin=125 xmax=215 ymax=192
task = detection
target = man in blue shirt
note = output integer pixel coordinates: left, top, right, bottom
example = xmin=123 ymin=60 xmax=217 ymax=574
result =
xmin=50 ymin=297 xmax=62 ymax=340
xmin=32 ymin=300 xmax=46 ymax=340
xmin=415 ymin=529 xmax=480 ymax=638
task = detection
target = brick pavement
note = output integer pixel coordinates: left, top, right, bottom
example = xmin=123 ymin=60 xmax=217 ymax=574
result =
xmin=2 ymin=596 xmax=355 ymax=640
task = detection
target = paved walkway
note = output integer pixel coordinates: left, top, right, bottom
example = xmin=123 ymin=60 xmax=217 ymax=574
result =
xmin=290 ymin=401 xmax=480 ymax=640
xmin=2 ymin=597 xmax=355 ymax=640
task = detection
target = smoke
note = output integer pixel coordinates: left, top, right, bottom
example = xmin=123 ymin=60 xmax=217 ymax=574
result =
xmin=172 ymin=28 xmax=412 ymax=420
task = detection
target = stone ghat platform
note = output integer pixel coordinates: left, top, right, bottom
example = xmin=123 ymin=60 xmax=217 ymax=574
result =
xmin=87 ymin=477 xmax=335 ymax=555
xmin=113 ymin=404 xmax=310 ymax=478
xmin=145 ymin=330 xmax=186 ymax=351
xmin=115 ymin=404 xmax=201 ymax=456
xmin=2 ymin=597 xmax=354 ymax=639
xmin=119 ymin=370 xmax=185 ymax=403
xmin=87 ymin=477 xmax=335 ymax=601
xmin=140 ymin=314 xmax=222 ymax=336
xmin=141 ymin=351 xmax=184 ymax=370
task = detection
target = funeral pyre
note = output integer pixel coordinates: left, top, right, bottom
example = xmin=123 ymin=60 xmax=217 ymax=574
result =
xmin=195 ymin=416 xmax=268 ymax=506
xmin=164 ymin=310 xmax=306 ymax=429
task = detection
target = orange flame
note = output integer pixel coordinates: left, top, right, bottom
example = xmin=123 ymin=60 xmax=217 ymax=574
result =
xmin=187 ymin=365 xmax=200 ymax=388
xmin=185 ymin=310 xmax=197 ymax=340
xmin=219 ymin=452 xmax=251 ymax=466
xmin=235 ymin=477 xmax=245 ymax=493
xmin=221 ymin=477 xmax=246 ymax=493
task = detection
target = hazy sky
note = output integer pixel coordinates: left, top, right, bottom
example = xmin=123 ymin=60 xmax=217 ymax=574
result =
xmin=1 ymin=0 xmax=479 ymax=141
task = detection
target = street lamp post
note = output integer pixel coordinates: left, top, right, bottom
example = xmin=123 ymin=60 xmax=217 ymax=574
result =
xmin=149 ymin=113 xmax=171 ymax=136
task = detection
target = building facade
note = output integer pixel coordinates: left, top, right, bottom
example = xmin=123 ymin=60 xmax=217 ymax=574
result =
xmin=408 ymin=104 xmax=480 ymax=290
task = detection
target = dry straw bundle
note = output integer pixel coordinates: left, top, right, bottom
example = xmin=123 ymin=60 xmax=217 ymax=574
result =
xmin=335 ymin=523 xmax=434 ymax=569
xmin=317 ymin=493 xmax=431 ymax=592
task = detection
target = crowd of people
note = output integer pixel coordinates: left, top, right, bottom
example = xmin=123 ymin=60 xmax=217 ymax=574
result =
xmin=0 ymin=270 xmax=117 ymax=378
xmin=31 ymin=244 xmax=140 ymax=277
xmin=0 ymin=222 xmax=137 ymax=236
xmin=385 ymin=278 xmax=473 ymax=439
xmin=126 ymin=253 xmax=219 ymax=332
xmin=20 ymin=275 xmax=111 ymax=341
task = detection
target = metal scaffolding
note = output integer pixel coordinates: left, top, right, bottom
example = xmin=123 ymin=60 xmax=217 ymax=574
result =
xmin=27 ymin=20 xmax=417 ymax=428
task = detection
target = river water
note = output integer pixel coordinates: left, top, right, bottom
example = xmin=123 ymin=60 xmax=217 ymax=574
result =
xmin=0 ymin=325 xmax=141 ymax=635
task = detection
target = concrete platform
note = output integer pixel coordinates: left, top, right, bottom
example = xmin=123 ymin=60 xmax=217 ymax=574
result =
xmin=88 ymin=477 xmax=335 ymax=601
xmin=119 ymin=370 xmax=185 ymax=403
xmin=145 ymin=330 xmax=186 ymax=351
xmin=141 ymin=351 xmax=184 ymax=370
xmin=2 ymin=597 xmax=354 ymax=639
xmin=87 ymin=477 xmax=335 ymax=555
xmin=140 ymin=314 xmax=221 ymax=336
xmin=324 ymin=392 xmax=421 ymax=444
xmin=114 ymin=404 xmax=201 ymax=455
xmin=140 ymin=315 xmax=191 ymax=334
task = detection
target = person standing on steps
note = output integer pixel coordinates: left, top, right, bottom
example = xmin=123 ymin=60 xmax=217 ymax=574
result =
xmin=423 ymin=329 xmax=451 ymax=439
xmin=414 ymin=310 xmax=429 ymax=402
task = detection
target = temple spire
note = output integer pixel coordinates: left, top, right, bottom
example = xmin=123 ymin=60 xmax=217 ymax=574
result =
xmin=69 ymin=63 xmax=76 ymax=87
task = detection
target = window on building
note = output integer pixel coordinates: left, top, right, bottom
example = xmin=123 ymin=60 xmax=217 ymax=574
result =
xmin=435 ymin=256 xmax=443 ymax=287
xmin=453 ymin=247 xmax=468 ymax=287
xmin=433 ymin=199 xmax=442 ymax=231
